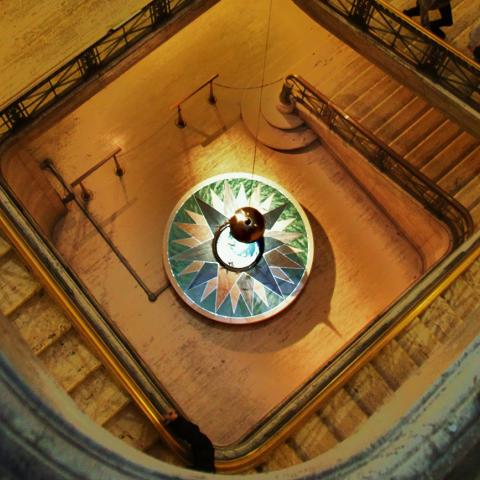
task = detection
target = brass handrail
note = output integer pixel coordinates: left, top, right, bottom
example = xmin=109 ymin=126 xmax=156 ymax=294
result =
xmin=282 ymin=74 xmax=473 ymax=245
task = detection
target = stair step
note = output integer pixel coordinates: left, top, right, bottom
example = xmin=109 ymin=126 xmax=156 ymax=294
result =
xmin=260 ymin=443 xmax=303 ymax=471
xmin=10 ymin=292 xmax=72 ymax=354
xmin=396 ymin=316 xmax=439 ymax=366
xmin=69 ymin=366 xmax=130 ymax=425
xmin=470 ymin=202 xmax=480 ymax=228
xmin=0 ymin=235 xmax=12 ymax=257
xmin=389 ymin=108 xmax=446 ymax=157
xmin=454 ymin=172 xmax=480 ymax=210
xmin=371 ymin=339 xmax=417 ymax=390
xmin=374 ymin=96 xmax=430 ymax=143
xmin=260 ymin=82 xmax=304 ymax=130
xmin=145 ymin=441 xmax=187 ymax=467
xmin=419 ymin=296 xmax=463 ymax=343
xmin=312 ymin=55 xmax=372 ymax=99
xmin=241 ymin=89 xmax=317 ymax=150
xmin=438 ymin=144 xmax=480 ymax=195
xmin=38 ymin=329 xmax=102 ymax=392
xmin=343 ymin=363 xmax=393 ymax=415
xmin=421 ymin=131 xmax=479 ymax=181
xmin=461 ymin=257 xmax=480 ymax=290
xmin=0 ymin=255 xmax=42 ymax=316
xmin=318 ymin=388 xmax=368 ymax=439
xmin=442 ymin=277 xmax=480 ymax=319
xmin=104 ymin=403 xmax=160 ymax=451
xmin=404 ymin=121 xmax=462 ymax=168
xmin=346 ymin=76 xmax=399 ymax=120
xmin=361 ymin=86 xmax=416 ymax=132
xmin=333 ymin=64 xmax=386 ymax=109
xmin=290 ymin=414 xmax=338 ymax=459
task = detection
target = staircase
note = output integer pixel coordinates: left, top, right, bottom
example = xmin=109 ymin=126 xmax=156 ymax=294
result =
xmin=285 ymin=50 xmax=480 ymax=229
xmin=3 ymin=65 xmax=480 ymax=472
xmin=237 ymin=53 xmax=480 ymax=471
xmin=2 ymin=1 xmax=480 ymax=473
xmin=0 ymin=233 xmax=182 ymax=467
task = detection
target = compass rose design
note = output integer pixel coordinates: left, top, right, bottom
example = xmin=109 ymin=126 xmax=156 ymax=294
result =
xmin=164 ymin=173 xmax=313 ymax=324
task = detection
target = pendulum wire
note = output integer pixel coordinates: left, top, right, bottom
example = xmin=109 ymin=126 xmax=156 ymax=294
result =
xmin=250 ymin=0 xmax=273 ymax=200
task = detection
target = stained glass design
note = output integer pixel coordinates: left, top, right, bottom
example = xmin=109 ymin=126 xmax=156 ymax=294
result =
xmin=164 ymin=173 xmax=314 ymax=324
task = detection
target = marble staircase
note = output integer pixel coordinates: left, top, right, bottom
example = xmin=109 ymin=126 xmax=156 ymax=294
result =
xmin=0 ymin=236 xmax=181 ymax=467
xmin=324 ymin=61 xmax=480 ymax=227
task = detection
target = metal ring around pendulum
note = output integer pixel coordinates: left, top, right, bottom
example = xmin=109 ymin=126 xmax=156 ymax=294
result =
xmin=212 ymin=222 xmax=265 ymax=273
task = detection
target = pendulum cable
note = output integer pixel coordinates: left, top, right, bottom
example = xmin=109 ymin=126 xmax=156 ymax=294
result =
xmin=250 ymin=0 xmax=274 ymax=197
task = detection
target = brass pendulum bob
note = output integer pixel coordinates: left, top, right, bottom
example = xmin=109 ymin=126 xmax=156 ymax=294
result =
xmin=229 ymin=207 xmax=265 ymax=243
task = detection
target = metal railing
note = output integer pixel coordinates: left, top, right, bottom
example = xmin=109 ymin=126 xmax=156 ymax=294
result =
xmin=281 ymin=74 xmax=473 ymax=247
xmin=0 ymin=0 xmax=192 ymax=144
xmin=308 ymin=0 xmax=480 ymax=110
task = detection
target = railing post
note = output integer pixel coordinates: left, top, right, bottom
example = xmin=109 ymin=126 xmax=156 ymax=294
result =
xmin=175 ymin=105 xmax=186 ymax=128
xmin=79 ymin=182 xmax=92 ymax=202
xmin=350 ymin=0 xmax=375 ymax=29
xmin=78 ymin=47 xmax=99 ymax=78
xmin=278 ymin=82 xmax=296 ymax=113
xmin=279 ymin=83 xmax=293 ymax=106
xmin=208 ymin=80 xmax=216 ymax=105
xmin=3 ymin=104 xmax=26 ymax=132
xmin=150 ymin=0 xmax=171 ymax=25
xmin=419 ymin=43 xmax=448 ymax=77
xmin=113 ymin=153 xmax=124 ymax=177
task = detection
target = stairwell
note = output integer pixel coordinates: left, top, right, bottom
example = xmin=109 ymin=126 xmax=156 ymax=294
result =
xmin=1 ymin=0 xmax=480 ymax=474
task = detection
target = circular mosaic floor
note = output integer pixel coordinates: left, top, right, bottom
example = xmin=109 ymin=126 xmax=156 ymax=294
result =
xmin=164 ymin=173 xmax=314 ymax=324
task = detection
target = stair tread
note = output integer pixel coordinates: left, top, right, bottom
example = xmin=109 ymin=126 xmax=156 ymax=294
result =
xmin=10 ymin=293 xmax=72 ymax=354
xmin=70 ymin=366 xmax=130 ymax=425
xmin=346 ymin=76 xmax=399 ymax=120
xmin=104 ymin=403 xmax=160 ymax=451
xmin=318 ymin=388 xmax=368 ymax=439
xmin=438 ymin=144 xmax=480 ymax=195
xmin=0 ymin=235 xmax=12 ymax=257
xmin=470 ymin=202 xmax=480 ymax=229
xmin=344 ymin=363 xmax=393 ymax=415
xmin=145 ymin=441 xmax=187 ymax=467
xmin=421 ymin=131 xmax=479 ymax=181
xmin=361 ymin=86 xmax=416 ymax=132
xmin=371 ymin=339 xmax=417 ymax=390
xmin=308 ymin=54 xmax=371 ymax=99
xmin=260 ymin=443 xmax=303 ymax=472
xmin=404 ymin=121 xmax=462 ymax=168
xmin=396 ymin=316 xmax=439 ymax=366
xmin=389 ymin=108 xmax=446 ymax=157
xmin=0 ymin=255 xmax=42 ymax=316
xmin=442 ymin=277 xmax=480 ymax=319
xmin=419 ymin=296 xmax=463 ymax=343
xmin=333 ymin=64 xmax=386 ymax=109
xmin=39 ymin=329 xmax=101 ymax=391
xmin=461 ymin=257 xmax=480 ymax=290
xmin=374 ymin=96 xmax=430 ymax=143
xmin=290 ymin=414 xmax=338 ymax=459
